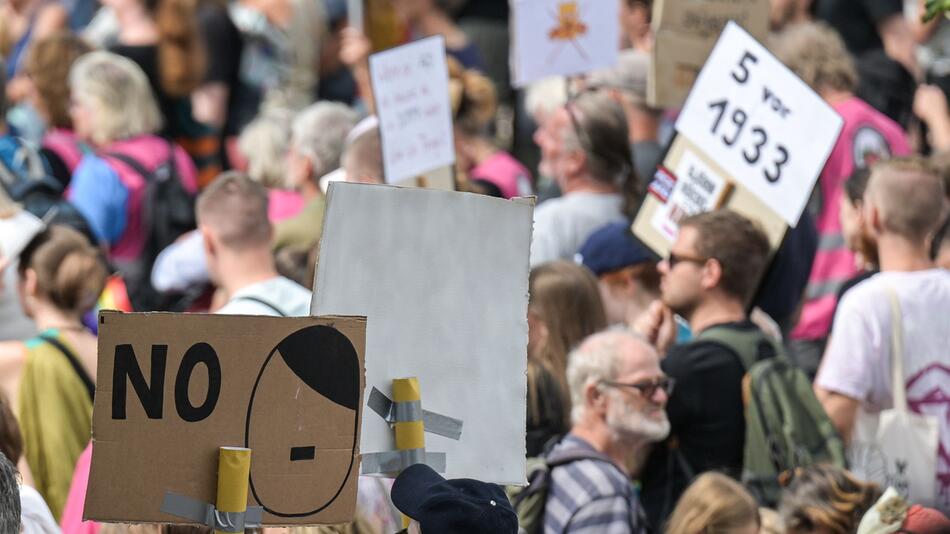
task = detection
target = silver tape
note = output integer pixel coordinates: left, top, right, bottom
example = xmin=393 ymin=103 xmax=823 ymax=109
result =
xmin=160 ymin=491 xmax=263 ymax=529
xmin=394 ymin=400 xmax=422 ymax=422
xmin=366 ymin=387 xmax=463 ymax=440
xmin=361 ymin=450 xmax=447 ymax=475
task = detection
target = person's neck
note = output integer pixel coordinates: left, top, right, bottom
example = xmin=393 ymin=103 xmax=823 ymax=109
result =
xmin=877 ymin=236 xmax=935 ymax=272
xmin=300 ymin=180 xmax=320 ymax=202
xmin=460 ymin=136 xmax=498 ymax=167
xmin=115 ymin=5 xmax=160 ymax=45
xmin=627 ymin=112 xmax=659 ymax=144
xmin=31 ymin=302 xmax=86 ymax=333
xmin=217 ymin=250 xmax=280 ymax=296
xmin=685 ymin=296 xmax=746 ymax=334
xmin=820 ymin=88 xmax=853 ymax=106
xmin=417 ymin=11 xmax=466 ymax=49
xmin=624 ymin=295 xmax=657 ymax=329
xmin=570 ymin=422 xmax=648 ymax=477
xmin=562 ymin=173 xmax=617 ymax=195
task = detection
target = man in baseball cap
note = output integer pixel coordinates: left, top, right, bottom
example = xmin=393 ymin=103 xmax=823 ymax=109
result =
xmin=391 ymin=463 xmax=518 ymax=533
xmin=576 ymin=221 xmax=660 ymax=329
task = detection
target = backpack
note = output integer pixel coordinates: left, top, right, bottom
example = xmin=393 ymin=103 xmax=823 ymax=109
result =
xmin=696 ymin=326 xmax=848 ymax=506
xmin=0 ymin=137 xmax=97 ymax=243
xmin=506 ymin=445 xmax=617 ymax=534
xmin=104 ymin=140 xmax=197 ymax=311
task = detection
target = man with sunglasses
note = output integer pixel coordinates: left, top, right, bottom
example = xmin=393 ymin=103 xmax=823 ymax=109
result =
xmin=543 ymin=330 xmax=671 ymax=533
xmin=633 ymin=209 xmax=772 ymax=527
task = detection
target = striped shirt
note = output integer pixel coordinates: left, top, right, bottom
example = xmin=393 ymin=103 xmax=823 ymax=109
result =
xmin=544 ymin=435 xmax=649 ymax=534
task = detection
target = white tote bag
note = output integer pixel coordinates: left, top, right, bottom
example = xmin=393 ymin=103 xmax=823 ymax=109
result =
xmin=848 ymin=288 xmax=939 ymax=507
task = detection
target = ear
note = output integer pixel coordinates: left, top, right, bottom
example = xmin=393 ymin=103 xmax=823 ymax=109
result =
xmin=865 ymin=201 xmax=883 ymax=236
xmin=199 ymin=225 xmax=216 ymax=257
xmin=585 ymin=380 xmax=608 ymax=418
xmin=701 ymin=258 xmax=723 ymax=291
xmin=565 ymin=147 xmax=587 ymax=176
xmin=23 ymin=268 xmax=39 ymax=298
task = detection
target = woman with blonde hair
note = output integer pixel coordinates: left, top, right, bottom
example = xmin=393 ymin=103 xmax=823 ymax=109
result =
xmin=665 ymin=472 xmax=760 ymax=534
xmin=779 ymin=465 xmax=881 ymax=534
xmin=66 ymin=51 xmax=198 ymax=310
xmin=526 ymin=261 xmax=606 ymax=452
xmin=14 ymin=225 xmax=108 ymax=520
xmin=448 ymin=58 xmax=532 ymax=199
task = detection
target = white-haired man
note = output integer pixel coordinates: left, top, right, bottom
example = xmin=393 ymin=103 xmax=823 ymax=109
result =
xmin=544 ymin=330 xmax=671 ymax=534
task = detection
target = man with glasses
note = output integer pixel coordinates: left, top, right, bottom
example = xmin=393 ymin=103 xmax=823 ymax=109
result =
xmin=543 ymin=330 xmax=671 ymax=533
xmin=530 ymin=90 xmax=638 ymax=266
xmin=633 ymin=209 xmax=772 ymax=527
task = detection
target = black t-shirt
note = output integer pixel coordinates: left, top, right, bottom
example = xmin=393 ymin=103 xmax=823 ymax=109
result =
xmin=109 ymin=43 xmax=188 ymax=140
xmin=814 ymin=0 xmax=903 ymax=56
xmin=639 ymin=321 xmax=755 ymax=528
xmin=457 ymin=0 xmax=508 ymax=21
xmin=198 ymin=4 xmax=245 ymax=139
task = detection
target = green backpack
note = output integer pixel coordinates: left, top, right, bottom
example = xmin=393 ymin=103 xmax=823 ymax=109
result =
xmin=506 ymin=446 xmax=616 ymax=534
xmin=697 ymin=326 xmax=847 ymax=506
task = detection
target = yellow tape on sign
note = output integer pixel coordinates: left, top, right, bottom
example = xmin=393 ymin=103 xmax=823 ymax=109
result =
xmin=392 ymin=377 xmax=421 ymax=403
xmin=395 ymin=421 xmax=425 ymax=450
xmin=215 ymin=447 xmax=251 ymax=534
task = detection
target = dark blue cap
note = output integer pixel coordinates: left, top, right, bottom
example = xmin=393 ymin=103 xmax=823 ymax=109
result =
xmin=391 ymin=463 xmax=518 ymax=533
xmin=577 ymin=222 xmax=654 ymax=276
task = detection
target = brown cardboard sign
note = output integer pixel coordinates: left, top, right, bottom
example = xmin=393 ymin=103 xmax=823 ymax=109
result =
xmin=85 ymin=312 xmax=366 ymax=526
xmin=648 ymin=0 xmax=768 ymax=109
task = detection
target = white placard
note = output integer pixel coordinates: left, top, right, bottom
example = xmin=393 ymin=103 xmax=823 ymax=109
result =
xmin=674 ymin=21 xmax=843 ymax=226
xmin=0 ymin=210 xmax=44 ymax=259
xmin=652 ymin=150 xmax=730 ymax=240
xmin=511 ymin=0 xmax=619 ymax=87
xmin=369 ymin=36 xmax=456 ymax=185
xmin=312 ymin=182 xmax=532 ymax=484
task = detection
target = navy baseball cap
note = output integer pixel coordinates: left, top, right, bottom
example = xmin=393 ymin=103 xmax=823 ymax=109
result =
xmin=576 ymin=222 xmax=655 ymax=276
xmin=391 ymin=463 xmax=518 ymax=533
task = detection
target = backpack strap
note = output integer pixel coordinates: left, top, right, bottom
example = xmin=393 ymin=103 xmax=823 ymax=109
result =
xmin=233 ymin=295 xmax=287 ymax=316
xmin=695 ymin=325 xmax=782 ymax=371
xmin=38 ymin=334 xmax=96 ymax=402
xmin=104 ymin=152 xmax=156 ymax=183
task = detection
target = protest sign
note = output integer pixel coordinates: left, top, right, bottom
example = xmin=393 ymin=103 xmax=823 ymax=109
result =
xmin=85 ymin=312 xmax=366 ymax=526
xmin=369 ymin=36 xmax=456 ymax=186
xmin=649 ymin=0 xmax=768 ymax=109
xmin=510 ymin=0 xmax=619 ymax=87
xmin=312 ymin=182 xmax=532 ymax=485
xmin=0 ymin=209 xmax=44 ymax=260
xmin=633 ymin=136 xmax=788 ymax=258
xmin=675 ymin=21 xmax=843 ymax=226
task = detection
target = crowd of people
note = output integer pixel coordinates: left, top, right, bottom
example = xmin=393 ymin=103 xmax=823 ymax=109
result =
xmin=0 ymin=0 xmax=950 ymax=532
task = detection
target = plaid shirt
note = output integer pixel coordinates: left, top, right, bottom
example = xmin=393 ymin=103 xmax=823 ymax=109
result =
xmin=543 ymin=434 xmax=650 ymax=534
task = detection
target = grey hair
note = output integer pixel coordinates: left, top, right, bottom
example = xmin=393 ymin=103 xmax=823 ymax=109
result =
xmin=525 ymin=76 xmax=568 ymax=120
xmin=69 ymin=51 xmax=163 ymax=146
xmin=291 ymin=102 xmax=360 ymax=183
xmin=0 ymin=452 xmax=20 ymax=533
xmin=237 ymin=108 xmax=295 ymax=189
xmin=566 ymin=329 xmax=655 ymax=424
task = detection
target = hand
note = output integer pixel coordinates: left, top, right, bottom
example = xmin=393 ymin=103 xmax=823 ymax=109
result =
xmin=914 ymin=84 xmax=949 ymax=125
xmin=633 ymin=300 xmax=676 ymax=356
xmin=339 ymin=27 xmax=372 ymax=69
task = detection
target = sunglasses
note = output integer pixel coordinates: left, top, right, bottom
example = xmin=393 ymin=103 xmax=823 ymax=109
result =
xmin=666 ymin=252 xmax=709 ymax=268
xmin=601 ymin=376 xmax=675 ymax=398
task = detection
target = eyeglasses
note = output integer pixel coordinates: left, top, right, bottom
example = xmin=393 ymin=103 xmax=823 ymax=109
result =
xmin=601 ymin=376 xmax=675 ymax=398
xmin=666 ymin=252 xmax=709 ymax=268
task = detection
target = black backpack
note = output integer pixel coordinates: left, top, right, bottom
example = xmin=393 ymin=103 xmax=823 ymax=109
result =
xmin=0 ymin=137 xmax=97 ymax=243
xmin=104 ymin=140 xmax=196 ymax=311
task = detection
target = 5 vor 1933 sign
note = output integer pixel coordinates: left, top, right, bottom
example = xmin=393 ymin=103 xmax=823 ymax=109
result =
xmin=674 ymin=21 xmax=843 ymax=227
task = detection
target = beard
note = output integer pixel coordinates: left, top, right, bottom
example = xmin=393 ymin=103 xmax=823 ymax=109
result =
xmin=606 ymin=400 xmax=671 ymax=443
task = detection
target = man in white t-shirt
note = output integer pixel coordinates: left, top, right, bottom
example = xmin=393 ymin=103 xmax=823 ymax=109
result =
xmin=530 ymin=90 xmax=636 ymax=266
xmin=197 ymin=172 xmax=312 ymax=317
xmin=816 ymin=158 xmax=950 ymax=512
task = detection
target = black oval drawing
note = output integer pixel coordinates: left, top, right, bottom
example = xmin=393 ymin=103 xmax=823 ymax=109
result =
xmin=244 ymin=325 xmax=361 ymax=517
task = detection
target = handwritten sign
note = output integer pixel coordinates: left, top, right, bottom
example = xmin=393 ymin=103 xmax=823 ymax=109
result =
xmin=369 ymin=36 xmax=455 ymax=185
xmin=510 ymin=0 xmax=619 ymax=87
xmin=675 ymin=21 xmax=842 ymax=226
xmin=651 ymin=150 xmax=731 ymax=240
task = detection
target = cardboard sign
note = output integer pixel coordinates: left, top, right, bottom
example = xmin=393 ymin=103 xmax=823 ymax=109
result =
xmin=510 ymin=0 xmax=619 ymax=87
xmin=312 ymin=182 xmax=532 ymax=485
xmin=675 ymin=21 xmax=842 ymax=226
xmin=650 ymin=150 xmax=732 ymax=241
xmin=85 ymin=312 xmax=366 ymax=526
xmin=369 ymin=36 xmax=456 ymax=185
xmin=648 ymin=0 xmax=768 ymax=109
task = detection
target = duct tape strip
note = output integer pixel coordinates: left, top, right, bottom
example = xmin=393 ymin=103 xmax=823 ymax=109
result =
xmin=394 ymin=400 xmax=422 ymax=422
xmin=361 ymin=450 xmax=447 ymax=475
xmin=367 ymin=387 xmax=463 ymax=440
xmin=160 ymin=491 xmax=263 ymax=531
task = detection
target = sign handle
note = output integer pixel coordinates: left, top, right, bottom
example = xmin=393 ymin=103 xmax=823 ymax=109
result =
xmin=215 ymin=447 xmax=252 ymax=534
xmin=393 ymin=377 xmax=424 ymax=528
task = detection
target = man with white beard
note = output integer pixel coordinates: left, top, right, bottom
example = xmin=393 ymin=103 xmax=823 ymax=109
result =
xmin=543 ymin=330 xmax=672 ymax=534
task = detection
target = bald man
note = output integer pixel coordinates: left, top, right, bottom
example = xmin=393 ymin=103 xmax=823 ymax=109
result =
xmin=815 ymin=157 xmax=950 ymax=513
